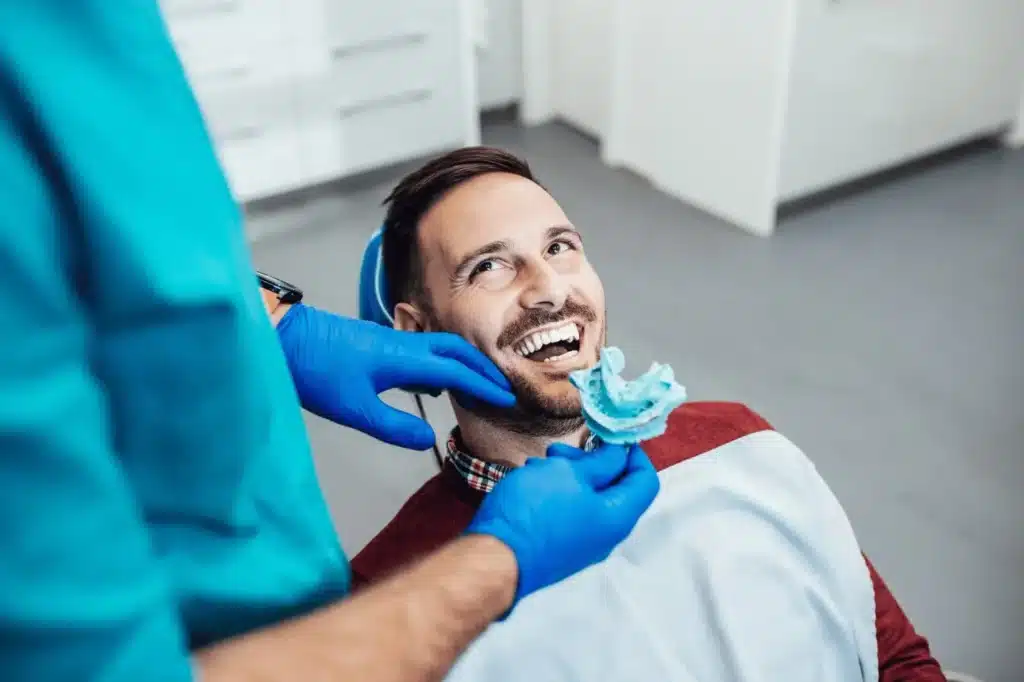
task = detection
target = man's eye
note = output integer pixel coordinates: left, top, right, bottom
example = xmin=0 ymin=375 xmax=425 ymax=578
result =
xmin=470 ymin=259 xmax=499 ymax=278
xmin=547 ymin=239 xmax=575 ymax=256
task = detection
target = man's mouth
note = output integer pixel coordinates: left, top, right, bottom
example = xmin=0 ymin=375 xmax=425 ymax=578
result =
xmin=512 ymin=321 xmax=583 ymax=365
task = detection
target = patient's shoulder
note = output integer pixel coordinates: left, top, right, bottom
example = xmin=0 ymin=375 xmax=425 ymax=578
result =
xmin=352 ymin=402 xmax=774 ymax=585
xmin=642 ymin=401 xmax=774 ymax=471
xmin=350 ymin=466 xmax=480 ymax=589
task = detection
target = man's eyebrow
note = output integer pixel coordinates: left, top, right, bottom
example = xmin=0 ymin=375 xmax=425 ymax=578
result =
xmin=452 ymin=239 xmax=512 ymax=281
xmin=547 ymin=224 xmax=580 ymax=240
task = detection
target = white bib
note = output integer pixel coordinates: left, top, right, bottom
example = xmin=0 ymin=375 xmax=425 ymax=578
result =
xmin=446 ymin=431 xmax=878 ymax=682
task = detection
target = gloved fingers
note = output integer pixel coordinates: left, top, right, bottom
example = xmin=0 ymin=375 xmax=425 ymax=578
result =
xmin=597 ymin=445 xmax=660 ymax=517
xmin=545 ymin=441 xmax=588 ymax=460
xmin=548 ymin=442 xmax=630 ymax=490
xmin=397 ymin=356 xmax=516 ymax=409
xmin=351 ymin=398 xmax=438 ymax=451
xmin=425 ymin=332 xmax=513 ymax=391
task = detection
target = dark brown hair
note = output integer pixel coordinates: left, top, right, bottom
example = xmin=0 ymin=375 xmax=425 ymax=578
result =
xmin=381 ymin=146 xmax=537 ymax=309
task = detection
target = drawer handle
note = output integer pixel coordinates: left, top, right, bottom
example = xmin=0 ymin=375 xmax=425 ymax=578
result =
xmin=164 ymin=0 xmax=238 ymax=18
xmin=218 ymin=125 xmax=263 ymax=143
xmin=337 ymin=89 xmax=432 ymax=120
xmin=198 ymin=64 xmax=251 ymax=84
xmin=330 ymin=32 xmax=427 ymax=60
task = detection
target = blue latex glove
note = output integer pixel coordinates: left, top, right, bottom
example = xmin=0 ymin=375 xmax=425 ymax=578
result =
xmin=277 ymin=303 xmax=515 ymax=450
xmin=467 ymin=441 xmax=660 ymax=605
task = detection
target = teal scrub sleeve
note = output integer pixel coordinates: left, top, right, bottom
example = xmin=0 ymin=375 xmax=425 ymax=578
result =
xmin=0 ymin=3 xmax=201 ymax=680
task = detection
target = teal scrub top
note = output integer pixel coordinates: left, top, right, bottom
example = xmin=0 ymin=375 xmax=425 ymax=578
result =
xmin=0 ymin=2 xmax=349 ymax=680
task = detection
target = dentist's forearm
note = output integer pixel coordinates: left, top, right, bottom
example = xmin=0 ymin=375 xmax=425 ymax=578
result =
xmin=195 ymin=534 xmax=516 ymax=682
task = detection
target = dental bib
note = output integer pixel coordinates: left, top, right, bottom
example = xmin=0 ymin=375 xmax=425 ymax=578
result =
xmin=444 ymin=430 xmax=878 ymax=682
xmin=441 ymin=347 xmax=878 ymax=682
xmin=569 ymin=346 xmax=687 ymax=444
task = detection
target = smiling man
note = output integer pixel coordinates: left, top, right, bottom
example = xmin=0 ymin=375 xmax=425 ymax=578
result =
xmin=355 ymin=147 xmax=947 ymax=682
xmin=383 ymin=154 xmax=606 ymax=457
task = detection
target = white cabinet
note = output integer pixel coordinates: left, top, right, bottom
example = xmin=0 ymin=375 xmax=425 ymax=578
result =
xmin=602 ymin=0 xmax=1024 ymax=236
xmin=160 ymin=0 xmax=480 ymax=202
xmin=289 ymin=0 xmax=472 ymax=183
xmin=779 ymin=0 xmax=1024 ymax=201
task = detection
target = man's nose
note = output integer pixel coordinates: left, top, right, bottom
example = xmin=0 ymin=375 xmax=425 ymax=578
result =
xmin=518 ymin=261 xmax=569 ymax=310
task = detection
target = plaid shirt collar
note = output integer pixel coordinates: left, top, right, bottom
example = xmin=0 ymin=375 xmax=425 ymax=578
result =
xmin=446 ymin=427 xmax=599 ymax=494
xmin=446 ymin=429 xmax=511 ymax=493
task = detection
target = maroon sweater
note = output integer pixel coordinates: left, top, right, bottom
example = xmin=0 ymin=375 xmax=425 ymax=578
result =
xmin=352 ymin=401 xmax=946 ymax=682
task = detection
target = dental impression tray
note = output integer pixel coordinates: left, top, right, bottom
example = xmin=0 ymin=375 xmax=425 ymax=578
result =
xmin=569 ymin=346 xmax=687 ymax=445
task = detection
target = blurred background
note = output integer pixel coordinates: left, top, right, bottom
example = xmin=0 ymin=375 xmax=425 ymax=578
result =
xmin=161 ymin=1 xmax=1022 ymax=680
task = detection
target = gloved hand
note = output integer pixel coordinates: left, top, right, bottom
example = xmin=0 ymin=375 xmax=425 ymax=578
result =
xmin=467 ymin=441 xmax=660 ymax=605
xmin=277 ymin=303 xmax=515 ymax=450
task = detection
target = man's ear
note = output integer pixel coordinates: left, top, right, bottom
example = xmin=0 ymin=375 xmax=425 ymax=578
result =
xmin=393 ymin=302 xmax=430 ymax=333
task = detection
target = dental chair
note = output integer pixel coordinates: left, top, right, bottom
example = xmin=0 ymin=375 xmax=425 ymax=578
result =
xmin=361 ymin=225 xmax=987 ymax=682
xmin=359 ymin=227 xmax=444 ymax=470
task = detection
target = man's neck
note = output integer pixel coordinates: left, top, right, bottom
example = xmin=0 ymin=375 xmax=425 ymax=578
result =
xmin=452 ymin=406 xmax=589 ymax=468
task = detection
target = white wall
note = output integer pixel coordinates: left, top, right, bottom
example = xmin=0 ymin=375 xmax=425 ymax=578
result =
xmin=1006 ymin=77 xmax=1024 ymax=148
xmin=520 ymin=0 xmax=552 ymax=124
xmin=476 ymin=0 xmax=524 ymax=110
xmin=519 ymin=0 xmax=616 ymax=138
xmin=549 ymin=0 xmax=614 ymax=138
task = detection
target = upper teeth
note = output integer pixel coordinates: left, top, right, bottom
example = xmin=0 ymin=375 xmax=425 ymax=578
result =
xmin=515 ymin=322 xmax=579 ymax=356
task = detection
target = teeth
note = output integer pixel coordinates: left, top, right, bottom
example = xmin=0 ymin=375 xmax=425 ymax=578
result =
xmin=544 ymin=349 xmax=579 ymax=363
xmin=515 ymin=322 xmax=581 ymax=357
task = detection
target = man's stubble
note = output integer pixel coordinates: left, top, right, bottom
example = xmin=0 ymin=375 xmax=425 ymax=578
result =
xmin=441 ymin=306 xmax=608 ymax=439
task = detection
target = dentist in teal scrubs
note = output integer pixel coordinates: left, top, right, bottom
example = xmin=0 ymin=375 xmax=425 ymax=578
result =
xmin=0 ymin=3 xmax=660 ymax=681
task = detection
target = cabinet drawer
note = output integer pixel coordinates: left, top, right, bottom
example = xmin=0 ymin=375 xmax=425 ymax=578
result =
xmin=293 ymin=32 xmax=442 ymax=119
xmin=323 ymin=1 xmax=442 ymax=50
xmin=199 ymin=85 xmax=296 ymax=148
xmin=285 ymin=0 xmax=442 ymax=51
xmin=186 ymin=43 xmax=298 ymax=141
xmin=162 ymin=0 xmax=287 ymax=59
xmin=216 ymin=125 xmax=304 ymax=202
xmin=298 ymin=90 xmax=466 ymax=184
xmin=173 ymin=36 xmax=292 ymax=98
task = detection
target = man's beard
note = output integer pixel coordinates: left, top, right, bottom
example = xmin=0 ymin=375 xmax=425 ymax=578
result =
xmin=448 ymin=299 xmax=604 ymax=438
xmin=468 ymin=363 xmax=586 ymax=437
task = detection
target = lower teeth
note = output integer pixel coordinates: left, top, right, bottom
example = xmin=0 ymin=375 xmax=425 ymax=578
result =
xmin=543 ymin=349 xmax=579 ymax=363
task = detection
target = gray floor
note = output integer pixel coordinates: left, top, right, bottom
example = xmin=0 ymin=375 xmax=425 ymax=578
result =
xmin=249 ymin=121 xmax=1024 ymax=682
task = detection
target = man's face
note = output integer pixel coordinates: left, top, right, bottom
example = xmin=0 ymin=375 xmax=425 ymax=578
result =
xmin=399 ymin=172 xmax=606 ymax=426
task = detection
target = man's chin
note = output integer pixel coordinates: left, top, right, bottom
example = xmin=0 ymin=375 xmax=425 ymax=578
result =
xmin=456 ymin=370 xmax=584 ymax=436
xmin=529 ymin=384 xmax=584 ymax=414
